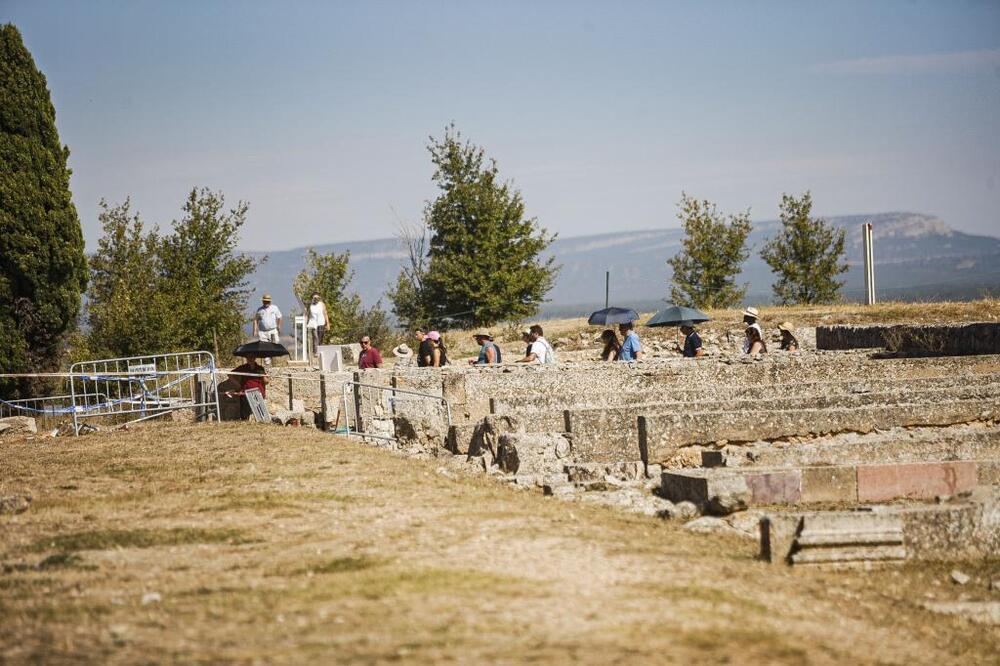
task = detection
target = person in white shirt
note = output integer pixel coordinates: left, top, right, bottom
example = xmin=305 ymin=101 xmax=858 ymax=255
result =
xmin=305 ymin=292 xmax=328 ymax=358
xmin=742 ymin=306 xmax=765 ymax=354
xmin=517 ymin=324 xmax=556 ymax=364
xmin=252 ymin=293 xmax=282 ymax=365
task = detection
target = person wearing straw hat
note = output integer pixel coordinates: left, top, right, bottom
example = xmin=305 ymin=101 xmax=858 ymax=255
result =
xmin=679 ymin=321 xmax=704 ymax=358
xmin=742 ymin=306 xmax=764 ymax=354
xmin=253 ymin=294 xmax=282 ymax=365
xmin=392 ymin=343 xmax=414 ymax=367
xmin=471 ymin=332 xmax=502 ymax=365
xmin=777 ymin=322 xmax=799 ymax=352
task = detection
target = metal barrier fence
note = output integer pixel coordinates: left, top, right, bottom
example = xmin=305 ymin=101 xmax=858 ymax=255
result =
xmin=0 ymin=393 xmax=107 ymax=430
xmin=341 ymin=381 xmax=451 ymax=442
xmin=69 ymin=351 xmax=220 ymax=434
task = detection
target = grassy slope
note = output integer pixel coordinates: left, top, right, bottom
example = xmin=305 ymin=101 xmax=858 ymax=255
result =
xmin=2 ymin=423 xmax=997 ymax=664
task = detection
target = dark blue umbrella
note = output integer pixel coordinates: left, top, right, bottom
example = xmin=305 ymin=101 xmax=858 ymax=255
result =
xmin=645 ymin=305 xmax=710 ymax=327
xmin=587 ymin=307 xmax=639 ymax=326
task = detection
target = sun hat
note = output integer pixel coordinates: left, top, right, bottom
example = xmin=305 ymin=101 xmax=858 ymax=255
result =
xmin=262 ymin=293 xmax=272 ymax=301
xmin=777 ymin=321 xmax=795 ymax=332
xmin=427 ymin=331 xmax=441 ymax=341
xmin=392 ymin=343 xmax=413 ymax=358
xmin=473 ymin=332 xmax=492 ymax=340
xmin=742 ymin=306 xmax=759 ymax=319
xmin=521 ymin=329 xmax=531 ymax=338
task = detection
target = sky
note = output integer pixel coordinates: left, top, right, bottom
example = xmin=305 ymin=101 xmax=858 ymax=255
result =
xmin=4 ymin=0 xmax=1000 ymax=251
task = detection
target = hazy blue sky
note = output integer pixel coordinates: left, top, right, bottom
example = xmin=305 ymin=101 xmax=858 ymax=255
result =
xmin=4 ymin=0 xmax=1000 ymax=250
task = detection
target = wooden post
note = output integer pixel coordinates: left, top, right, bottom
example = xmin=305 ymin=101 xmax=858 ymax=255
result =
xmin=287 ymin=376 xmax=293 ymax=410
xmin=319 ymin=374 xmax=327 ymax=431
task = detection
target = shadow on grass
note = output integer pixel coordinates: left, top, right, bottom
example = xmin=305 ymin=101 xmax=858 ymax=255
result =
xmin=26 ymin=527 xmax=258 ymax=553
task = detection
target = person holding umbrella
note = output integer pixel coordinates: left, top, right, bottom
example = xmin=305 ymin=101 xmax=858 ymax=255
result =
xmin=228 ymin=340 xmax=288 ymax=419
xmin=227 ymin=354 xmax=268 ymax=420
xmin=679 ymin=321 xmax=704 ymax=358
xmin=617 ymin=321 xmax=643 ymax=361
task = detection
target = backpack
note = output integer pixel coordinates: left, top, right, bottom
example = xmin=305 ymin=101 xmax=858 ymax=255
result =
xmin=541 ymin=338 xmax=557 ymax=364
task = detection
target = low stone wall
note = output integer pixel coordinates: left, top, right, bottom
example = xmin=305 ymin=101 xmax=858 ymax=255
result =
xmin=663 ymin=460 xmax=989 ymax=509
xmin=720 ymin=427 xmax=1000 ymax=468
xmin=816 ymin=322 xmax=1000 ymax=354
xmin=346 ymin=353 xmax=999 ymax=428
xmin=641 ymin=399 xmax=1000 ymax=464
xmin=490 ymin=373 xmax=1000 ymax=415
xmin=564 ymin=384 xmax=1000 ymax=463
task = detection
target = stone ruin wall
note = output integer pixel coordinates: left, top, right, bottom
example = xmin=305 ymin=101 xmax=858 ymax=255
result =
xmin=817 ymin=322 xmax=1000 ymax=355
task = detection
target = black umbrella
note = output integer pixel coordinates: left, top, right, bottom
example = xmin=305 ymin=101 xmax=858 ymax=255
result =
xmin=645 ymin=305 xmax=710 ymax=327
xmin=587 ymin=307 xmax=640 ymax=326
xmin=232 ymin=340 xmax=290 ymax=358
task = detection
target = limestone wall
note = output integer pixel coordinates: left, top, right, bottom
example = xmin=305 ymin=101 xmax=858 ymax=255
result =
xmin=816 ymin=322 xmax=1000 ymax=354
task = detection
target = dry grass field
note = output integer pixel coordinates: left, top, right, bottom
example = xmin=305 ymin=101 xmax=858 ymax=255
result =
xmin=2 ymin=422 xmax=997 ymax=664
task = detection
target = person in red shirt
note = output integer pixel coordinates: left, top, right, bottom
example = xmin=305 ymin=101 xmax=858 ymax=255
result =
xmin=228 ymin=355 xmax=268 ymax=419
xmin=358 ymin=335 xmax=384 ymax=369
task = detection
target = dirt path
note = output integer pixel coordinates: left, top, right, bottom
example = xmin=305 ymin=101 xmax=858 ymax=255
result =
xmin=1 ymin=423 xmax=996 ymax=664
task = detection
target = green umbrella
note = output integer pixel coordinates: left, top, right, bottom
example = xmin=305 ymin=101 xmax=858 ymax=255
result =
xmin=645 ymin=305 xmax=710 ymax=327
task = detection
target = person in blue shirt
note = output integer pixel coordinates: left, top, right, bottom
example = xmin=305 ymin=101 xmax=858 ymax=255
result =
xmin=470 ymin=332 xmax=502 ymax=365
xmin=679 ymin=321 xmax=704 ymax=358
xmin=617 ymin=321 xmax=643 ymax=361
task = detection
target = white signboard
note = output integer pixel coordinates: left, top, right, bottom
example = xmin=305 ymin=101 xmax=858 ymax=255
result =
xmin=128 ymin=362 xmax=157 ymax=376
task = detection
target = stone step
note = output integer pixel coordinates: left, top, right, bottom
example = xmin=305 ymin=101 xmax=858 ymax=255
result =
xmin=715 ymin=426 xmax=1000 ymax=469
xmin=761 ymin=487 xmax=999 ymax=565
xmin=642 ymin=399 xmax=1000 ymax=463
xmin=662 ymin=460 xmax=990 ymax=511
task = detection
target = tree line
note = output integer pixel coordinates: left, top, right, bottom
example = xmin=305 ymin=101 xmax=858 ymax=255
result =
xmin=1 ymin=22 xmax=847 ymax=398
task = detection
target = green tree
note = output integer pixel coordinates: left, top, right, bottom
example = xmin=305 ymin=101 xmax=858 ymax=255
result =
xmin=85 ymin=190 xmax=257 ymax=360
xmin=395 ymin=125 xmax=557 ymax=328
xmin=159 ymin=188 xmax=257 ymax=355
xmin=760 ymin=192 xmax=847 ymax=304
xmin=0 ymin=24 xmax=88 ymax=397
xmin=292 ymin=248 xmax=361 ymax=342
xmin=293 ymin=248 xmax=398 ymax=349
xmin=85 ymin=199 xmax=173 ymax=357
xmin=667 ymin=193 xmax=752 ymax=309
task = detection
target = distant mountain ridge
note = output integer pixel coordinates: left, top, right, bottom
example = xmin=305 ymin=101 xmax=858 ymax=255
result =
xmin=245 ymin=212 xmax=1000 ymax=321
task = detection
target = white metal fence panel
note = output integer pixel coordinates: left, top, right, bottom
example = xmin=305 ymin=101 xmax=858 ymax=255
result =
xmin=69 ymin=351 xmax=220 ymax=434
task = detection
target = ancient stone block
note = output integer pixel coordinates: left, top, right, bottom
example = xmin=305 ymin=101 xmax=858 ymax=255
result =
xmin=746 ymin=471 xmax=801 ymax=505
xmin=496 ymin=433 xmax=572 ymax=477
xmin=976 ymin=460 xmax=1000 ymax=486
xmin=661 ymin=470 xmax=749 ymax=515
xmin=857 ymin=461 xmax=978 ymax=502
xmin=800 ymin=466 xmax=858 ymax=504
xmin=0 ymin=416 xmax=37 ymax=437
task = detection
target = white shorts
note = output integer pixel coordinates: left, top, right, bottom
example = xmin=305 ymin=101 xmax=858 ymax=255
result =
xmin=258 ymin=329 xmax=280 ymax=343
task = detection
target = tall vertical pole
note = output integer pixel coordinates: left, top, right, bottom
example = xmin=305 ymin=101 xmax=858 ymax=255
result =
xmin=863 ymin=222 xmax=876 ymax=305
xmin=605 ymin=271 xmax=610 ymax=309
xmin=319 ymin=373 xmax=328 ymax=431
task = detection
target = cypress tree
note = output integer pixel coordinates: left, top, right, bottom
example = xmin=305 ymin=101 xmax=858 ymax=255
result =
xmin=0 ymin=24 xmax=87 ymax=397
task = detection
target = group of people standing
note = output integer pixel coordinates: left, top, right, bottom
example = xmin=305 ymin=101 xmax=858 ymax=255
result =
xmin=740 ymin=306 xmax=799 ymax=355
xmin=250 ymin=291 xmax=801 ymax=374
